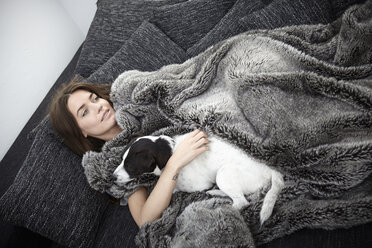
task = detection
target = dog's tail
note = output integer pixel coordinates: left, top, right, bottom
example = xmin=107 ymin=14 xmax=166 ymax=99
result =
xmin=260 ymin=170 xmax=284 ymax=225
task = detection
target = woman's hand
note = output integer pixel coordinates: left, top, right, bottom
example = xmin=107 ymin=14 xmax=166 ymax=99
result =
xmin=167 ymin=129 xmax=209 ymax=171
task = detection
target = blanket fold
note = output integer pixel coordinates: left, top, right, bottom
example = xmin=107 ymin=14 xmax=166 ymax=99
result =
xmin=82 ymin=1 xmax=372 ymax=247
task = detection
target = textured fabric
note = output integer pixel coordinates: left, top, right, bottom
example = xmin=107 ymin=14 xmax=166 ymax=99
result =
xmin=186 ymin=0 xmax=265 ymax=57
xmin=87 ymin=21 xmax=187 ymax=85
xmin=93 ymin=204 xmax=138 ymax=248
xmin=149 ymin=0 xmax=237 ymax=51
xmin=75 ymin=0 xmax=187 ymax=78
xmin=329 ymin=0 xmax=367 ymax=17
xmin=169 ymin=198 xmax=255 ymax=247
xmin=238 ymin=0 xmax=333 ymax=30
xmin=0 ymin=118 xmax=109 ymax=248
xmin=82 ymin=1 xmax=372 ymax=246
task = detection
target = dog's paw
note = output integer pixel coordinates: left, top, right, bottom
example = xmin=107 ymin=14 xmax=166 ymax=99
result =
xmin=232 ymin=197 xmax=249 ymax=210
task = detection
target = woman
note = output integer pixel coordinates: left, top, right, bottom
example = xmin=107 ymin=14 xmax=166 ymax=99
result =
xmin=49 ymin=77 xmax=209 ymax=227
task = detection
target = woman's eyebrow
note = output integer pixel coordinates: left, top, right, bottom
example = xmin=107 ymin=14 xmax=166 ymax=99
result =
xmin=77 ymin=92 xmax=93 ymax=116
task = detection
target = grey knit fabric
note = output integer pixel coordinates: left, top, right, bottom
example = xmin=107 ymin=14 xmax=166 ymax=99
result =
xmin=78 ymin=0 xmax=238 ymax=80
xmin=0 ymin=118 xmax=110 ymax=248
xmin=186 ymin=0 xmax=265 ymax=57
xmin=238 ymin=0 xmax=346 ymax=30
xmin=93 ymin=204 xmax=139 ymax=248
xmin=329 ymin=0 xmax=367 ymax=17
xmin=87 ymin=21 xmax=187 ymax=85
xmin=82 ymin=1 xmax=372 ymax=247
xmin=75 ymin=0 xmax=187 ymax=78
xmin=149 ymin=0 xmax=236 ymax=51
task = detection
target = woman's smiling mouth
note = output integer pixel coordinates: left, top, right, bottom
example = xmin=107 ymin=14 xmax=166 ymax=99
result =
xmin=101 ymin=109 xmax=110 ymax=121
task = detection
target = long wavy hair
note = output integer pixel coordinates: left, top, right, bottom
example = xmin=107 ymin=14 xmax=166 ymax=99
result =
xmin=49 ymin=75 xmax=112 ymax=156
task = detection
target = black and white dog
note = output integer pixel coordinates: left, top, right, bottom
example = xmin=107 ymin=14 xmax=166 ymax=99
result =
xmin=113 ymin=132 xmax=284 ymax=224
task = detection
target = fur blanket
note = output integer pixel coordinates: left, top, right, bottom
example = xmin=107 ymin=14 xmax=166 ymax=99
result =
xmin=82 ymin=1 xmax=372 ymax=247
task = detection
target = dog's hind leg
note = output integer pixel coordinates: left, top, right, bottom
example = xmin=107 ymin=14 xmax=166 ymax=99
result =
xmin=216 ymin=168 xmax=249 ymax=210
xmin=260 ymin=170 xmax=284 ymax=225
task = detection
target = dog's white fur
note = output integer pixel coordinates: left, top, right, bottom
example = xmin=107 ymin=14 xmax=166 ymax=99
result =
xmin=114 ymin=132 xmax=284 ymax=224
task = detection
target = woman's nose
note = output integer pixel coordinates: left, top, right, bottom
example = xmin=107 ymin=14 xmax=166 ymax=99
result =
xmin=98 ymin=104 xmax=103 ymax=114
xmin=90 ymin=101 xmax=103 ymax=113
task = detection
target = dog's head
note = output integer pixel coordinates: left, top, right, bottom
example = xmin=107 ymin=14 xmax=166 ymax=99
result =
xmin=113 ymin=135 xmax=175 ymax=185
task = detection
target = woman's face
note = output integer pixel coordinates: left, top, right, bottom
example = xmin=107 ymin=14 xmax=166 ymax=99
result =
xmin=67 ymin=89 xmax=117 ymax=140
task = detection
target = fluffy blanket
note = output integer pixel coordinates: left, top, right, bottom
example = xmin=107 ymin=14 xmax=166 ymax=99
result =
xmin=82 ymin=1 xmax=372 ymax=247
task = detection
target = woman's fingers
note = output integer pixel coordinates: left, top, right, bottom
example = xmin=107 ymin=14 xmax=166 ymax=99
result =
xmin=186 ymin=129 xmax=208 ymax=146
xmin=170 ymin=130 xmax=210 ymax=169
xmin=195 ymin=137 xmax=208 ymax=148
xmin=190 ymin=130 xmax=209 ymax=149
xmin=190 ymin=129 xmax=207 ymax=137
xmin=192 ymin=129 xmax=208 ymax=140
xmin=185 ymin=129 xmax=209 ymax=150
xmin=190 ymin=129 xmax=201 ymax=137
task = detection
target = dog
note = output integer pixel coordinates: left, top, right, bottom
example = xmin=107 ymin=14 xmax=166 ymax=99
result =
xmin=113 ymin=132 xmax=284 ymax=224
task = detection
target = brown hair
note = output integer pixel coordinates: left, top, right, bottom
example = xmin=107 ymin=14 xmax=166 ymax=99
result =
xmin=49 ymin=75 xmax=112 ymax=156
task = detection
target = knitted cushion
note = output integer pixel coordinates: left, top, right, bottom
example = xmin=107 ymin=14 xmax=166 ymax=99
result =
xmin=329 ymin=0 xmax=367 ymax=18
xmin=238 ymin=0 xmax=333 ymax=31
xmin=149 ymin=0 xmax=236 ymax=51
xmin=186 ymin=0 xmax=265 ymax=57
xmin=75 ymin=0 xmax=187 ymax=78
xmin=0 ymin=118 xmax=109 ymax=248
xmin=93 ymin=204 xmax=138 ymax=248
xmin=87 ymin=21 xmax=188 ymax=85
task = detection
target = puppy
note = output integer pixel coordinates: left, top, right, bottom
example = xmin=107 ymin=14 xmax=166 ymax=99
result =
xmin=113 ymin=132 xmax=284 ymax=224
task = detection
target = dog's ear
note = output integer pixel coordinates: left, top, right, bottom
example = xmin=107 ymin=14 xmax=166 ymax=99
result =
xmin=125 ymin=149 xmax=157 ymax=177
xmin=154 ymin=138 xmax=173 ymax=170
xmin=136 ymin=151 xmax=156 ymax=173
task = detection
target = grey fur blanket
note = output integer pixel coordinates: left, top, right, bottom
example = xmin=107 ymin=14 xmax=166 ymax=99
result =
xmin=82 ymin=1 xmax=372 ymax=247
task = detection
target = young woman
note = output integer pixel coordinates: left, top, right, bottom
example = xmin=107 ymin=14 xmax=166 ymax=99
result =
xmin=49 ymin=78 xmax=209 ymax=227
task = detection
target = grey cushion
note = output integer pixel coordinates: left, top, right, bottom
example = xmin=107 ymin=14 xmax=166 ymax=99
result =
xmin=93 ymin=204 xmax=138 ymax=248
xmin=75 ymin=0 xmax=187 ymax=78
xmin=0 ymin=118 xmax=109 ymax=248
xmin=186 ymin=0 xmax=265 ymax=57
xmin=149 ymin=0 xmax=237 ymax=51
xmin=87 ymin=21 xmax=188 ymax=84
xmin=329 ymin=0 xmax=367 ymax=18
xmin=238 ymin=0 xmax=333 ymax=31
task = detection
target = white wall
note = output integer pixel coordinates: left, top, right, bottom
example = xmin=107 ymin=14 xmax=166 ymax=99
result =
xmin=59 ymin=0 xmax=97 ymax=37
xmin=0 ymin=0 xmax=96 ymax=161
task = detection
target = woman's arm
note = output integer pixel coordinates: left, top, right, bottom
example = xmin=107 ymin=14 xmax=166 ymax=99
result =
xmin=128 ymin=129 xmax=209 ymax=227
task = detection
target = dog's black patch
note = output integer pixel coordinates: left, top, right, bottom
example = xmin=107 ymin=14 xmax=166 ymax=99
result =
xmin=154 ymin=138 xmax=173 ymax=169
xmin=124 ymin=137 xmax=173 ymax=178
